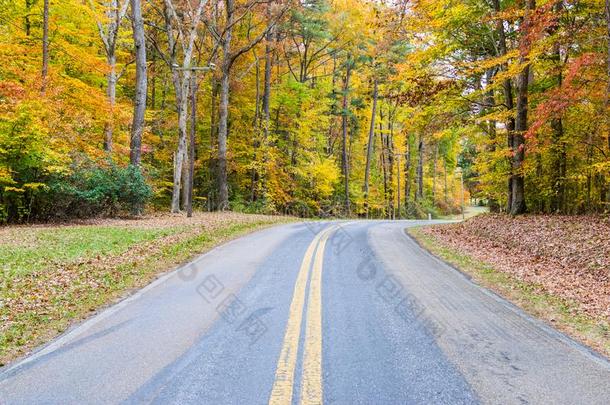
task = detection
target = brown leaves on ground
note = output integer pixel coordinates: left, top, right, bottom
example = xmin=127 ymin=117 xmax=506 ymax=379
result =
xmin=422 ymin=214 xmax=610 ymax=320
xmin=0 ymin=211 xmax=278 ymax=236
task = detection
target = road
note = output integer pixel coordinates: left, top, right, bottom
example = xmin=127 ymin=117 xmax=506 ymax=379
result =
xmin=1 ymin=221 xmax=609 ymax=404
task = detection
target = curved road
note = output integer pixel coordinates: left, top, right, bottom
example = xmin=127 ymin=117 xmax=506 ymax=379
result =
xmin=1 ymin=221 xmax=609 ymax=404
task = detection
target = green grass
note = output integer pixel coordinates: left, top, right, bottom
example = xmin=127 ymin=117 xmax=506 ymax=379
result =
xmin=0 ymin=215 xmax=290 ymax=366
xmin=408 ymin=226 xmax=610 ymax=358
xmin=0 ymin=226 xmax=177 ymax=276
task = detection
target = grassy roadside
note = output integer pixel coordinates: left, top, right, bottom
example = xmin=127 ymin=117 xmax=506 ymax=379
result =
xmin=0 ymin=213 xmax=293 ymax=366
xmin=408 ymin=226 xmax=610 ymax=359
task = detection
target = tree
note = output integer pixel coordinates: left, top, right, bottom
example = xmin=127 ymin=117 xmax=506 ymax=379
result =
xmin=130 ymin=0 xmax=147 ymax=167
xmin=363 ymin=77 xmax=378 ymax=216
xmin=148 ymin=0 xmax=208 ymax=212
xmin=205 ymin=0 xmax=286 ymax=210
xmin=340 ymin=56 xmax=352 ymax=214
xmin=283 ymin=0 xmax=337 ymax=84
xmin=606 ymin=0 xmax=610 ymax=173
xmin=88 ymin=0 xmax=130 ymax=152
xmin=510 ymin=0 xmax=536 ymax=215
xmin=41 ymin=0 xmax=49 ymax=95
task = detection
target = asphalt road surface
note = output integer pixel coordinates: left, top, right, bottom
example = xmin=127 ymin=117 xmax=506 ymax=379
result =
xmin=1 ymin=221 xmax=609 ymax=404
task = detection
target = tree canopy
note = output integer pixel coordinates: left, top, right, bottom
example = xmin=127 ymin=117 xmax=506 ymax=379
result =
xmin=1 ymin=0 xmax=609 ymax=222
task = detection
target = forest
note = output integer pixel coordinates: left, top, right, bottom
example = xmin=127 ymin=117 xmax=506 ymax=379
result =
xmin=1 ymin=0 xmax=609 ymax=222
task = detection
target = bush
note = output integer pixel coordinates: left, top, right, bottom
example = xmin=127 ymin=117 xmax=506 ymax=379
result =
xmin=0 ymin=162 xmax=152 ymax=223
xmin=49 ymin=163 xmax=152 ymax=218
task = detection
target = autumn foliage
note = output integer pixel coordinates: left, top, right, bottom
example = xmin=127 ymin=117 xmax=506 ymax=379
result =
xmin=1 ymin=0 xmax=610 ymax=222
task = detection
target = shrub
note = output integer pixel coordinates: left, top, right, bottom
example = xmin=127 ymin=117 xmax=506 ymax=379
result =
xmin=48 ymin=163 xmax=152 ymax=218
xmin=0 ymin=162 xmax=152 ymax=223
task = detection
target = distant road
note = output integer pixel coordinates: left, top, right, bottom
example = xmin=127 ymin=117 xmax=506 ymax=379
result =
xmin=1 ymin=221 xmax=609 ymax=404
xmin=442 ymin=204 xmax=489 ymax=221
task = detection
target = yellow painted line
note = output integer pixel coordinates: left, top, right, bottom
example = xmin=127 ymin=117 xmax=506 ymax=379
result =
xmin=300 ymin=227 xmax=334 ymax=405
xmin=268 ymin=226 xmax=335 ymax=405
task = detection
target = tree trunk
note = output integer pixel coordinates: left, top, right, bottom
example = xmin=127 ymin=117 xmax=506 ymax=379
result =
xmin=604 ymin=0 xmax=610 ymax=202
xmin=386 ymin=132 xmax=395 ymax=219
xmin=253 ymin=52 xmax=261 ymax=127
xmin=218 ymin=62 xmax=231 ymax=210
xmin=341 ymin=59 xmax=352 ymax=215
xmin=173 ymin=70 xmax=191 ymax=212
xmin=256 ymin=12 xmax=273 ymax=200
xmin=511 ymin=67 xmax=528 ymax=215
xmin=25 ymin=0 xmax=33 ymax=36
xmin=262 ymin=30 xmax=272 ymax=140
xmin=405 ymin=134 xmax=412 ymax=210
xmin=511 ymin=0 xmax=535 ymax=215
xmin=484 ymin=68 xmax=501 ymax=211
xmin=249 ymin=49 xmax=261 ymax=202
xmin=548 ymin=1 xmax=565 ymax=213
xmin=396 ymin=154 xmax=401 ymax=219
xmin=492 ymin=0 xmax=516 ymax=212
xmin=94 ymin=0 xmax=128 ymax=153
xmin=432 ymin=142 xmax=438 ymax=204
xmin=104 ymin=54 xmax=117 ymax=152
xmin=216 ymin=0 xmax=234 ymax=210
xmin=150 ymin=50 xmax=157 ymax=109
xmin=186 ymin=75 xmax=198 ymax=217
xmin=41 ymin=0 xmax=49 ymax=95
xmin=161 ymin=72 xmax=168 ymax=110
xmin=208 ymin=77 xmax=217 ymax=210
xmin=130 ymin=0 xmax=147 ymax=167
xmin=416 ymin=134 xmax=424 ymax=201
xmin=169 ymin=68 xmax=185 ymax=212
xmin=607 ymin=0 xmax=610 ymax=152
xmin=387 ymin=127 xmax=395 ymax=219
xmin=363 ymin=78 xmax=378 ymax=216
xmin=181 ymin=149 xmax=189 ymax=210
xmin=444 ymin=158 xmax=448 ymax=205
xmin=380 ymin=113 xmax=388 ymax=217
xmin=485 ymin=69 xmax=497 ymax=143
xmin=586 ymin=132 xmax=594 ymax=210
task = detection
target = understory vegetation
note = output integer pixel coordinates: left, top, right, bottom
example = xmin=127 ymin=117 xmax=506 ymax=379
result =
xmin=2 ymin=162 xmax=152 ymax=222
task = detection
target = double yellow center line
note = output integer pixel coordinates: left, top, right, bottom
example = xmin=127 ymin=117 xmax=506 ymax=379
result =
xmin=269 ymin=225 xmax=338 ymax=405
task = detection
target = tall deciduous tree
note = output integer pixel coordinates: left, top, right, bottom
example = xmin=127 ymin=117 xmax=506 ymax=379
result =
xmin=89 ymin=0 xmax=130 ymax=152
xmin=41 ymin=0 xmax=49 ymax=95
xmin=130 ymin=0 xmax=147 ymax=166
xmin=606 ymin=0 xmax=610 ymax=154
xmin=363 ymin=77 xmax=378 ymax=216
xmin=206 ymin=0 xmax=286 ymax=210
xmin=341 ymin=56 xmax=352 ymax=214
xmin=510 ymin=0 xmax=536 ymax=215
xmin=149 ymin=0 xmax=208 ymax=212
